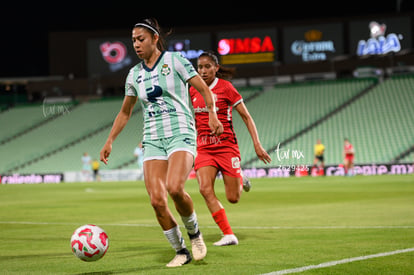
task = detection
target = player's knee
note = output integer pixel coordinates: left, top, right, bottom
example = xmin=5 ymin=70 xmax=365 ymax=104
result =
xmin=167 ymin=182 xmax=185 ymax=200
xmin=226 ymin=193 xmax=240 ymax=204
xmin=150 ymin=196 xmax=168 ymax=212
xmin=199 ymin=184 xmax=214 ymax=199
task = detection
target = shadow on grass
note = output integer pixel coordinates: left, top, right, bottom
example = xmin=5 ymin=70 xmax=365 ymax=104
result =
xmin=0 ymin=252 xmax=69 ymax=261
xmin=73 ymin=265 xmax=165 ymax=275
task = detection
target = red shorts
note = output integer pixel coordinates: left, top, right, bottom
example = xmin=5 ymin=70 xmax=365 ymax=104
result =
xmin=194 ymin=140 xmax=242 ymax=178
xmin=345 ymin=154 xmax=354 ymax=162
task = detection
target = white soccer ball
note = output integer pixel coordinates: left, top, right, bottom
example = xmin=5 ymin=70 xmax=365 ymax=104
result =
xmin=70 ymin=224 xmax=109 ymax=262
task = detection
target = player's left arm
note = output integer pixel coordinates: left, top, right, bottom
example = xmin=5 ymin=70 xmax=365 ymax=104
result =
xmin=235 ymin=102 xmax=271 ymax=164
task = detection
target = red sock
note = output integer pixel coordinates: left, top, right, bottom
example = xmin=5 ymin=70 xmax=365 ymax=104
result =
xmin=212 ymin=208 xmax=233 ymax=235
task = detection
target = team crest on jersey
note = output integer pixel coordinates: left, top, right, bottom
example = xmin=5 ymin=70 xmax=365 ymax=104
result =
xmin=231 ymin=157 xmax=240 ymax=169
xmin=161 ymin=64 xmax=171 ymax=76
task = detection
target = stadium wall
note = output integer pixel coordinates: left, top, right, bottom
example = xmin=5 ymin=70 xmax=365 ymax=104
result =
xmin=242 ymin=162 xmax=414 ymax=178
xmin=0 ymin=163 xmax=412 ymax=184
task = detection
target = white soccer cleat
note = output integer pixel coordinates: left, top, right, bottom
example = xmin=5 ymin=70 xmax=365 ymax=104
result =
xmin=213 ymin=234 xmax=239 ymax=246
xmin=242 ymin=173 xmax=251 ymax=192
xmin=189 ymin=231 xmax=207 ymax=260
xmin=166 ymin=248 xmax=192 ymax=267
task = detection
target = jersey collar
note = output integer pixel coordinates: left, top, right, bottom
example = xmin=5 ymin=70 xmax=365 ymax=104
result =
xmin=209 ymin=77 xmax=219 ymax=90
xmin=142 ymin=51 xmax=166 ymax=72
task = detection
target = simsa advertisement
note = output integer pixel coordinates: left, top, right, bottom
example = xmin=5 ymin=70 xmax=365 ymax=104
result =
xmin=216 ymin=28 xmax=277 ymax=65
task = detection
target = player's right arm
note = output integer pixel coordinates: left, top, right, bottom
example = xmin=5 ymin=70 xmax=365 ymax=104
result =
xmin=100 ymin=95 xmax=137 ymax=164
xmin=188 ymin=75 xmax=223 ymax=136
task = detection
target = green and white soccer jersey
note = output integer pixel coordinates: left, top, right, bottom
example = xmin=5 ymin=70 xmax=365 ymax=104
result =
xmin=125 ymin=51 xmax=197 ymax=140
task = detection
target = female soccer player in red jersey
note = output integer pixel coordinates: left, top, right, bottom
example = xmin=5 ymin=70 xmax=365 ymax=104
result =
xmin=343 ymin=138 xmax=355 ymax=176
xmin=189 ymin=51 xmax=271 ymax=246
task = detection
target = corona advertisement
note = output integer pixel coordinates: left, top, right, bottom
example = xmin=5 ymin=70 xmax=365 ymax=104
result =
xmin=283 ymin=23 xmax=344 ymax=64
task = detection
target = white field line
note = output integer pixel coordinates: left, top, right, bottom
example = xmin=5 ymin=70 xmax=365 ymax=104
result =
xmin=260 ymin=247 xmax=414 ymax=275
xmin=231 ymin=225 xmax=414 ymax=229
xmin=1 ymin=221 xmax=414 ymax=229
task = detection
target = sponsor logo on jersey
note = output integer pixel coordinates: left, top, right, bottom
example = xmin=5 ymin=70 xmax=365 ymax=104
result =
xmin=146 ymin=85 xmax=163 ymax=103
xmin=136 ymin=74 xmax=159 ymax=84
xmin=231 ymin=157 xmax=241 ymax=169
xmin=193 ymin=106 xmax=220 ymax=113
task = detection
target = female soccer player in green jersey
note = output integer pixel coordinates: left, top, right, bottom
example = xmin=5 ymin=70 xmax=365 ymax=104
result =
xmin=100 ymin=18 xmax=223 ymax=267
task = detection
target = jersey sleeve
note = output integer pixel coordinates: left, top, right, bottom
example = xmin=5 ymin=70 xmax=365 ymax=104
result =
xmin=125 ymin=67 xmax=138 ymax=96
xmin=173 ymin=52 xmax=198 ymax=82
xmin=226 ymin=81 xmax=243 ymax=107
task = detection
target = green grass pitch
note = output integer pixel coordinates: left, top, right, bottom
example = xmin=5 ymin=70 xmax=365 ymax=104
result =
xmin=0 ymin=174 xmax=413 ymax=274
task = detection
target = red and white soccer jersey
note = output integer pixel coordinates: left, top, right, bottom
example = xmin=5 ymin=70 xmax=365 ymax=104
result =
xmin=344 ymin=143 xmax=355 ymax=162
xmin=189 ymin=78 xmax=243 ymax=177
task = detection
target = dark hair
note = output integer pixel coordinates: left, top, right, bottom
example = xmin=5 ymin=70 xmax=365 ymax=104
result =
xmin=133 ymin=18 xmax=168 ymax=51
xmin=199 ymin=51 xmax=236 ymax=80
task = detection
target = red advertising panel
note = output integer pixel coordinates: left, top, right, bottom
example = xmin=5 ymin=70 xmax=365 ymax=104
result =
xmin=216 ymin=28 xmax=277 ymax=65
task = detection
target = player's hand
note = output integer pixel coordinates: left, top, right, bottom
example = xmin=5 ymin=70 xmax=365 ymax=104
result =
xmin=209 ymin=113 xmax=224 ymax=136
xmin=255 ymin=143 xmax=272 ymax=164
xmin=100 ymin=142 xmax=112 ymax=165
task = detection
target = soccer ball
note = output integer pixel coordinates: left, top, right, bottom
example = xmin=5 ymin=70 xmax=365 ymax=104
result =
xmin=70 ymin=224 xmax=109 ymax=262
